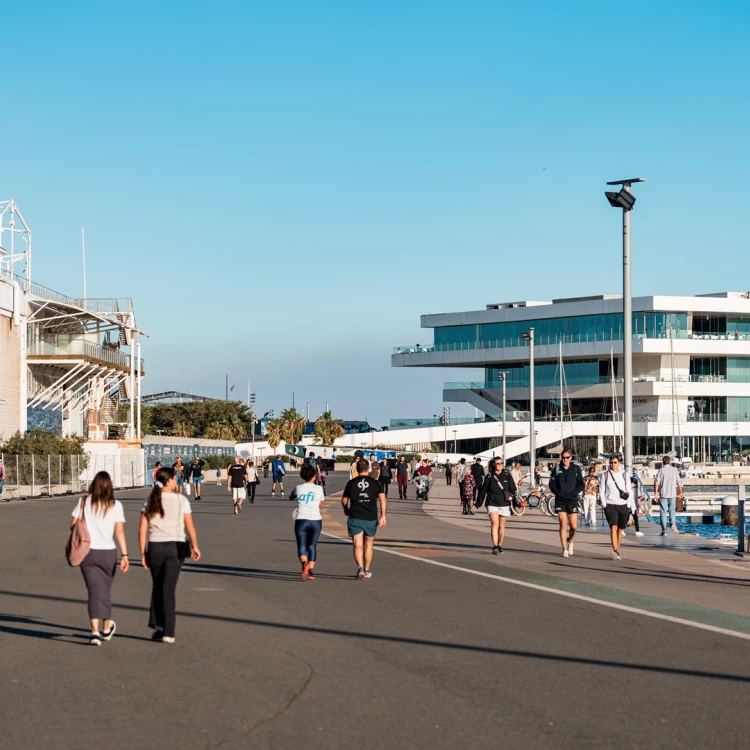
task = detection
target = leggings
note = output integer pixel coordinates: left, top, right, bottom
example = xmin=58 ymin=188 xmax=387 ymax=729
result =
xmin=80 ymin=549 xmax=117 ymax=621
xmin=630 ymin=509 xmax=640 ymax=532
xmin=381 ymin=479 xmax=390 ymax=497
xmin=294 ymin=519 xmax=322 ymax=562
xmin=246 ymin=482 xmax=256 ymax=502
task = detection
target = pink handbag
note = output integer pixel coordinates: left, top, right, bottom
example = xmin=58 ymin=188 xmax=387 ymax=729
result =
xmin=66 ymin=497 xmax=91 ymax=567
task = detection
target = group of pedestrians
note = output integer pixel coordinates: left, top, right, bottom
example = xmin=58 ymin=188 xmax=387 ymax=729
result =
xmin=71 ymin=468 xmax=200 ymax=646
xmin=152 ymin=455 xmax=206 ymax=500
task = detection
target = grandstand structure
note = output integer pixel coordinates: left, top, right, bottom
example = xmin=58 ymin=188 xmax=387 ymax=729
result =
xmin=0 ymin=199 xmax=146 ymax=440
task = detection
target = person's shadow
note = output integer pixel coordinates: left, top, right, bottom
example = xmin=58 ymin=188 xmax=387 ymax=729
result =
xmin=0 ymin=614 xmax=152 ymax=645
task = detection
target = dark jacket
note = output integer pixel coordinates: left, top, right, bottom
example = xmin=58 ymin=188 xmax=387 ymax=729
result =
xmin=477 ymin=471 xmax=518 ymax=508
xmin=548 ymin=463 xmax=584 ymax=502
xmin=470 ymin=462 xmax=485 ymax=483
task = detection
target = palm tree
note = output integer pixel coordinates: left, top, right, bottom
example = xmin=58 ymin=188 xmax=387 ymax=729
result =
xmin=265 ymin=418 xmax=283 ymax=450
xmin=313 ymin=410 xmax=345 ymax=446
xmin=204 ymin=422 xmax=228 ymax=440
xmin=280 ymin=407 xmax=306 ymax=445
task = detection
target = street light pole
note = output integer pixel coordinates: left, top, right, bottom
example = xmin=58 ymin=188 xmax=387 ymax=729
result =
xmin=523 ymin=329 xmax=536 ymax=487
xmin=500 ymin=372 xmax=507 ymax=461
xmin=606 ymin=177 xmax=646 ymax=486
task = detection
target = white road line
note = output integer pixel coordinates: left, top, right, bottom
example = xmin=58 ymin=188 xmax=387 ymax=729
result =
xmin=321 ymin=530 xmax=750 ymax=642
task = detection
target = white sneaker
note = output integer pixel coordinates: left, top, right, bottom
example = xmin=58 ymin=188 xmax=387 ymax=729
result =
xmin=635 ymin=531 xmax=644 ymax=537
xmin=568 ymin=542 xmax=574 ymax=556
xmin=562 ymin=550 xmax=569 ymax=558
xmin=622 ymin=531 xmax=627 ymax=536
xmin=611 ymin=551 xmax=621 ymax=560
xmin=672 ymin=525 xmax=679 ymax=534
xmin=162 ymin=636 xmax=175 ymax=644
xmin=272 ymin=492 xmax=275 ymax=497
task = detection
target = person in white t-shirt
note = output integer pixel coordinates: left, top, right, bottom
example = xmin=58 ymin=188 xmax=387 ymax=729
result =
xmin=70 ymin=471 xmax=129 ymax=646
xmin=139 ymin=466 xmax=201 ymax=643
xmin=290 ymin=463 xmax=325 ymax=580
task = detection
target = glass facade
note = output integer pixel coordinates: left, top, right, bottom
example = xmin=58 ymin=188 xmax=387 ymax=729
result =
xmin=485 ymin=360 xmax=603 ymax=388
xmin=432 ymin=312 xmax=688 ymax=351
xmin=690 ymin=357 xmax=750 ymax=382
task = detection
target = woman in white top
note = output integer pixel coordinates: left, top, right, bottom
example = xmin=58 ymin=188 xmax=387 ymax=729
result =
xmin=245 ymin=459 xmax=258 ymax=504
xmin=290 ymin=463 xmax=325 ymax=580
xmin=138 ymin=466 xmax=201 ymax=643
xmin=70 ymin=471 xmax=129 ymax=646
xmin=600 ymin=455 xmax=636 ymax=560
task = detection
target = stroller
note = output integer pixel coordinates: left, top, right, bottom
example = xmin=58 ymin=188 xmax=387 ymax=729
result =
xmin=414 ymin=474 xmax=430 ymax=502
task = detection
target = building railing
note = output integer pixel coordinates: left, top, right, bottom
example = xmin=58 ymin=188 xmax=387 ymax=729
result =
xmin=27 ymin=338 xmax=144 ymax=371
xmin=388 ymin=417 xmax=489 ymax=430
xmin=394 ymin=329 xmax=750 ymax=355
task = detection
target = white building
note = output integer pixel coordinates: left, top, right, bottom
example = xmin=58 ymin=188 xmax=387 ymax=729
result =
xmin=391 ymin=293 xmax=750 ymax=463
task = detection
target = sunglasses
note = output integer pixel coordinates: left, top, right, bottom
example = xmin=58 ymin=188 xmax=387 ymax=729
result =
xmin=562 ymin=456 xmax=572 ymax=460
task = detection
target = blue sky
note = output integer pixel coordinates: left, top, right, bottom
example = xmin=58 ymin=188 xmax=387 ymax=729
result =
xmin=2 ymin=0 xmax=748 ymax=427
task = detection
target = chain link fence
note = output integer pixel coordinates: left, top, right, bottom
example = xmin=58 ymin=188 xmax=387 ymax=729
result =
xmin=1 ymin=451 xmax=145 ymax=499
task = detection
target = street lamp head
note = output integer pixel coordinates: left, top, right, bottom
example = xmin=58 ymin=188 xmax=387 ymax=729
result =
xmin=605 ymin=189 xmax=636 ymax=211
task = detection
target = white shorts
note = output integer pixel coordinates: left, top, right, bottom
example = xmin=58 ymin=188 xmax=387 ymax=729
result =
xmin=487 ymin=505 xmax=511 ymax=516
xmin=232 ymin=487 xmax=247 ymax=500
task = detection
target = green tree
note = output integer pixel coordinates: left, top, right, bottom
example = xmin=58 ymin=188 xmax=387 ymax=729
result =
xmin=280 ymin=407 xmax=306 ymax=445
xmin=137 ymin=399 xmax=255 ymax=439
xmin=1 ymin=429 xmax=86 ymax=456
xmin=313 ymin=410 xmax=345 ymax=446
xmin=265 ymin=418 xmax=283 ymax=450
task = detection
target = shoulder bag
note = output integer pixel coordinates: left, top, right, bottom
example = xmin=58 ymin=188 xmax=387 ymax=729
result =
xmin=66 ymin=497 xmax=91 ymax=567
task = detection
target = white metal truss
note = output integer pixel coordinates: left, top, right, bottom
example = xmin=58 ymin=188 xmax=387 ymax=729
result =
xmin=0 ymin=199 xmax=31 ymax=281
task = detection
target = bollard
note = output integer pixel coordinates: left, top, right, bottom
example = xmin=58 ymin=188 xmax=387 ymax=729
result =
xmin=721 ymin=495 xmax=738 ymax=525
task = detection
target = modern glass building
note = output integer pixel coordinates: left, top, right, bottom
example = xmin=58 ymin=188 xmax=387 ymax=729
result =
xmin=392 ymin=293 xmax=750 ymax=462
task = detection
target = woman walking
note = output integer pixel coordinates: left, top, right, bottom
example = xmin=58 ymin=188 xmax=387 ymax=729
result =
xmin=582 ymin=465 xmax=600 ymax=527
xmin=291 ymin=464 xmax=325 ymax=580
xmin=245 ymin=459 xmax=258 ymax=504
xmin=71 ymin=471 xmax=129 ymax=646
xmin=379 ymin=459 xmax=392 ymax=497
xmin=139 ymin=467 xmax=201 ymax=643
xmin=445 ymin=460 xmax=453 ymax=486
xmin=476 ymin=458 xmax=517 ymax=554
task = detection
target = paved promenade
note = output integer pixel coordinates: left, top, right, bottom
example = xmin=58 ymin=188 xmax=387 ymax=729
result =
xmin=3 ymin=473 xmax=750 ymax=749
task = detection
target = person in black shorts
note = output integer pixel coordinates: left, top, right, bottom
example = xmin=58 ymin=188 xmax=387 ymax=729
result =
xmin=341 ymin=459 xmax=387 ymax=579
xmin=548 ymin=449 xmax=583 ymax=558
xmin=600 ymin=455 xmax=636 ymax=560
xmin=227 ymin=457 xmax=248 ymax=515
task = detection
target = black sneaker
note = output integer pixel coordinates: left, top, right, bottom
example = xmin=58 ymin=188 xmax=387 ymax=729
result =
xmin=102 ymin=621 xmax=117 ymax=641
xmin=90 ymin=632 xmax=102 ymax=646
xmin=151 ymin=627 xmax=164 ymax=641
xmin=492 ymin=546 xmax=499 ymax=555
xmin=498 ymin=546 xmax=504 ymax=554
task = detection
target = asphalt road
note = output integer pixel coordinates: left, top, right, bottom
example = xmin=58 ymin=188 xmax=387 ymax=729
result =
xmin=2 ymin=474 xmax=750 ymax=749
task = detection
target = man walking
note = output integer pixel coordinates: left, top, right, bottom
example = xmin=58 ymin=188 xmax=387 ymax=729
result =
xmin=548 ymin=449 xmax=584 ymax=558
xmin=395 ymin=455 xmax=410 ymax=499
xmin=191 ymin=456 xmax=205 ymax=500
xmin=369 ymin=454 xmax=381 ymax=481
xmin=600 ymin=455 xmax=635 ymax=559
xmin=445 ymin=460 xmax=453 ymax=486
xmin=227 ymin=456 xmax=248 ymax=515
xmin=470 ymin=458 xmax=485 ymax=507
xmin=341 ymin=459 xmax=387 ymax=579
xmin=654 ymin=456 xmax=683 ymax=536
xmin=271 ymin=454 xmax=286 ymax=497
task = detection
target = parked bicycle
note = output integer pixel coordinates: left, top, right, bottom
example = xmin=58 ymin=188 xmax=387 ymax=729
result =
xmin=511 ymin=488 xmax=556 ymax=517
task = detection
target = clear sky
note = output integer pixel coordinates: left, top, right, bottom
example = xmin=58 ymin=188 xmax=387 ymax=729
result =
xmin=2 ymin=0 xmax=748 ymax=427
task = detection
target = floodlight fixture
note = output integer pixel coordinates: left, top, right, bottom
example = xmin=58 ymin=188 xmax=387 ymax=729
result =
xmin=605 ymin=189 xmax=636 ymax=210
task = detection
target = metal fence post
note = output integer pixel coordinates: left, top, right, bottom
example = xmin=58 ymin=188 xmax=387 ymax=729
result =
xmin=47 ymin=454 xmax=51 ymax=496
xmin=737 ymin=483 xmax=746 ymax=557
xmin=16 ymin=455 xmax=19 ymax=491
xmin=31 ymin=454 xmax=35 ymax=497
xmin=59 ymin=454 xmax=62 ymax=490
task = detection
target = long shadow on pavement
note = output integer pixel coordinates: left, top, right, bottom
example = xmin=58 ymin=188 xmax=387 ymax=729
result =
xmin=2 ymin=589 xmax=750 ymax=684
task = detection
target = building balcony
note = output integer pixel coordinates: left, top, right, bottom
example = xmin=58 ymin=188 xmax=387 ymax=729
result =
xmin=27 ymin=339 xmax=145 ymax=374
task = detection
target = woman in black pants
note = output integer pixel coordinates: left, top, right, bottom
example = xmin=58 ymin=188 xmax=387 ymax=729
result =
xmin=379 ymin=459 xmax=392 ymax=497
xmin=245 ymin=459 xmax=258 ymax=504
xmin=139 ymin=467 xmax=201 ymax=643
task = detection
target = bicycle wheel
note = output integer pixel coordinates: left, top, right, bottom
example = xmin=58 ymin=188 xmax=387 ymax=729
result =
xmin=525 ymin=490 xmax=541 ymax=509
xmin=544 ymin=494 xmax=558 ymax=516
xmin=511 ymin=497 xmax=527 ymax=516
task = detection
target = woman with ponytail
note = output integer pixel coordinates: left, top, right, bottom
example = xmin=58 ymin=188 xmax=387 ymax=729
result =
xmin=138 ymin=467 xmax=201 ymax=643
